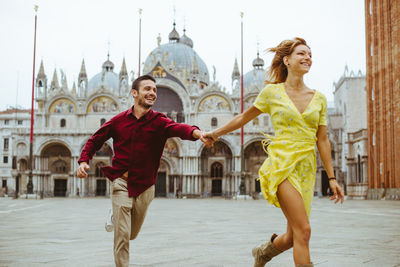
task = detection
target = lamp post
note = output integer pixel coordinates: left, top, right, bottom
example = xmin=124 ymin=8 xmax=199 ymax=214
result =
xmin=138 ymin=8 xmax=142 ymax=77
xmin=239 ymin=12 xmax=245 ymax=195
xmin=27 ymin=5 xmax=39 ymax=195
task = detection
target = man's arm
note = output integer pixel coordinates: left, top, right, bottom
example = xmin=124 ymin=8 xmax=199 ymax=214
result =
xmin=77 ymin=119 xmax=113 ymax=178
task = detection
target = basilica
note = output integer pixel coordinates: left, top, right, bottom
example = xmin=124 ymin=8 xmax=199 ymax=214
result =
xmin=1 ymin=24 xmax=338 ymax=198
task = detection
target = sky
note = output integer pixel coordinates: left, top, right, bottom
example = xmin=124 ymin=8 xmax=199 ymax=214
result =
xmin=0 ymin=0 xmax=366 ymax=110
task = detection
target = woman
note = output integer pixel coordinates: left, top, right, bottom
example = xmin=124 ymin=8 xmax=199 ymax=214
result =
xmin=202 ymin=37 xmax=344 ymax=267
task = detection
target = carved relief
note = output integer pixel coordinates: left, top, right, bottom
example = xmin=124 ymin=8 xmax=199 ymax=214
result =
xmin=198 ymin=95 xmax=231 ymax=112
xmin=87 ymin=96 xmax=119 ymax=113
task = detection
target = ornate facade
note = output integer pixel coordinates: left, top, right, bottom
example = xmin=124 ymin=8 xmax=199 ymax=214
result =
xmin=1 ymin=24 xmax=329 ymax=198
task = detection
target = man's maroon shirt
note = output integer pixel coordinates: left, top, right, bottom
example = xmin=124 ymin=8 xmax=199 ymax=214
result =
xmin=78 ymin=107 xmax=199 ymax=197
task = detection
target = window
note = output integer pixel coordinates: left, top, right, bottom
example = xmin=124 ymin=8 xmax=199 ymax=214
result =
xmin=331 ymin=149 xmax=335 ymax=160
xmin=4 ymin=138 xmax=9 ymax=151
xmin=211 ymin=117 xmax=218 ymax=127
xmin=4 ymin=120 xmax=9 ymax=125
xmin=17 ymin=120 xmax=23 ymax=125
xmin=60 ymin=119 xmax=66 ymax=128
xmin=95 ymin=162 xmax=106 ymax=177
xmin=2 ymin=180 xmax=6 ymax=188
xmin=100 ymin=118 xmax=106 ymax=126
xmin=211 ymin=162 xmax=223 ymax=178
xmin=253 ymin=117 xmax=259 ymax=126
xmin=12 ymin=157 xmax=16 ymax=169
xmin=3 ymin=156 xmax=8 ymax=164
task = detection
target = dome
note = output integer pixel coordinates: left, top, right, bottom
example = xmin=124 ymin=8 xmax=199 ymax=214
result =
xmin=88 ymin=71 xmax=119 ymax=93
xmin=252 ymin=52 xmax=264 ymax=69
xmin=88 ymin=57 xmax=119 ymax=94
xmin=144 ymin=42 xmax=210 ymax=85
xmin=243 ymin=53 xmax=266 ymax=92
xmin=179 ymin=29 xmax=193 ymax=48
xmin=244 ymin=68 xmax=265 ymax=92
xmin=168 ymin=22 xmax=180 ymax=42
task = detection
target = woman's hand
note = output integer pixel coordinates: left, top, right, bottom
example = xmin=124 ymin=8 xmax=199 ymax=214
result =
xmin=329 ymin=179 xmax=344 ymax=204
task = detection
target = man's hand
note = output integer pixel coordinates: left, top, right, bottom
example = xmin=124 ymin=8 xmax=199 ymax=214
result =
xmin=77 ymin=162 xmax=90 ymax=178
xmin=200 ymin=131 xmax=218 ymax=148
xmin=193 ymin=130 xmax=214 ymax=148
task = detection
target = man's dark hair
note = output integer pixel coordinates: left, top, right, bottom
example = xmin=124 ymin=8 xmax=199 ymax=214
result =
xmin=132 ymin=75 xmax=156 ymax=91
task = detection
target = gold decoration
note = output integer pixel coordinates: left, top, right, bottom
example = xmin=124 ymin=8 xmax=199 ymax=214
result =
xmin=198 ymin=95 xmax=231 ymax=112
xmin=87 ymin=96 xmax=119 ymax=113
xmin=49 ymin=99 xmax=76 ymax=114
xmin=152 ymin=66 xmax=167 ymax=78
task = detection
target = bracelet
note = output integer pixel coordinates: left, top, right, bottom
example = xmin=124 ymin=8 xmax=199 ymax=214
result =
xmin=328 ymin=177 xmax=336 ymax=181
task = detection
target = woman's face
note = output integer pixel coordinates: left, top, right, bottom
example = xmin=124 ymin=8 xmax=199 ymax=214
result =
xmin=286 ymin=44 xmax=312 ymax=74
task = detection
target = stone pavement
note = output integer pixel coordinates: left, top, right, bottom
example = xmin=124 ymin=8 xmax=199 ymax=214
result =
xmin=0 ymin=197 xmax=399 ymax=267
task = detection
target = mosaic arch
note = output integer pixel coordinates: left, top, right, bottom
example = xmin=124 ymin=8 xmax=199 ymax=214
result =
xmin=49 ymin=98 xmax=76 ymax=114
xmin=163 ymin=139 xmax=179 ymax=157
xmin=198 ymin=95 xmax=231 ymax=112
xmin=87 ymin=96 xmax=119 ymax=113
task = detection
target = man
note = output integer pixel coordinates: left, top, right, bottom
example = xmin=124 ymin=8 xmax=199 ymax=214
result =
xmin=77 ymin=75 xmax=210 ymax=266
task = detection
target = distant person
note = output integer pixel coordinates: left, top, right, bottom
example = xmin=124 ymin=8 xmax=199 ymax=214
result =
xmin=203 ymin=38 xmax=344 ymax=267
xmin=77 ymin=75 xmax=211 ymax=267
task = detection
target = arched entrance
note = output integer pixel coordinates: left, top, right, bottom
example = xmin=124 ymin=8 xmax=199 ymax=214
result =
xmin=156 ymin=160 xmax=169 ymax=197
xmin=211 ymin=162 xmax=223 ymax=196
xmin=244 ymin=141 xmax=266 ymax=196
xmin=41 ymin=142 xmax=71 ymax=197
xmin=201 ymin=141 xmax=233 ymax=197
xmin=151 ymin=86 xmax=184 ymax=122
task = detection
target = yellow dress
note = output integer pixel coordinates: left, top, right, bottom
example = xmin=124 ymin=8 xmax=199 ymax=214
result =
xmin=253 ymin=83 xmax=327 ymax=216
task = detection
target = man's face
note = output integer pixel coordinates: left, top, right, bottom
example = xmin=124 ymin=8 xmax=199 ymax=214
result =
xmin=132 ymin=80 xmax=157 ymax=109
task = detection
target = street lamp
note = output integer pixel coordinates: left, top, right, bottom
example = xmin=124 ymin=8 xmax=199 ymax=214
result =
xmin=27 ymin=5 xmax=39 ymax=195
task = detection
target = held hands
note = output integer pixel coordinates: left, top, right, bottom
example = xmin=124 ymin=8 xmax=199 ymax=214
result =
xmin=192 ymin=130 xmax=218 ymax=148
xmin=329 ymin=179 xmax=344 ymax=204
xmin=201 ymin=131 xmax=219 ymax=148
xmin=77 ymin=162 xmax=90 ymax=178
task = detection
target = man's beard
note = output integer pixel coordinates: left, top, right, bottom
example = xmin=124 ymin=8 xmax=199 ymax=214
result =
xmin=137 ymin=97 xmax=153 ymax=109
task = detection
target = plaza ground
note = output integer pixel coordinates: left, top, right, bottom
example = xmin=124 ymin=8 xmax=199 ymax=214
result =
xmin=0 ymin=197 xmax=399 ymax=267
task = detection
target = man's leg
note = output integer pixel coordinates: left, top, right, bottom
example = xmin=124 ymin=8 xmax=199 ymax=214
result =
xmin=112 ymin=178 xmax=133 ymax=267
xmin=130 ymin=185 xmax=155 ymax=240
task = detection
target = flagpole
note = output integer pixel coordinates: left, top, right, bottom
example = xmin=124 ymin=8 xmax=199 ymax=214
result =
xmin=28 ymin=5 xmax=39 ymax=195
xmin=138 ymin=8 xmax=142 ymax=77
xmin=240 ymin=12 xmax=245 ymax=195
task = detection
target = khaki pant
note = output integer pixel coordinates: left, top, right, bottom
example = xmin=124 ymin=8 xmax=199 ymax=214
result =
xmin=111 ymin=178 xmax=155 ymax=267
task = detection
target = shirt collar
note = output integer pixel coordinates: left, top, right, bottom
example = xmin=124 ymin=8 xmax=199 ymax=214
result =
xmin=128 ymin=105 xmax=153 ymax=121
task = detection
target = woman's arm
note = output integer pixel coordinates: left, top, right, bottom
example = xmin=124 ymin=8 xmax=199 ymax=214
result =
xmin=316 ymin=125 xmax=344 ymax=204
xmin=205 ymin=106 xmax=262 ymax=140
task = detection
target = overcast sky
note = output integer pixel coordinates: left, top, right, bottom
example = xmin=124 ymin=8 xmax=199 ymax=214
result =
xmin=0 ymin=0 xmax=365 ymax=110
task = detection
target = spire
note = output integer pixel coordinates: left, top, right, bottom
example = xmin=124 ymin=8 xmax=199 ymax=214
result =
xmin=37 ymin=60 xmax=46 ymax=78
xmin=71 ymin=81 xmax=77 ymax=96
xmin=120 ymin=57 xmax=128 ymax=76
xmin=232 ymin=58 xmax=240 ymax=80
xmin=51 ymin=69 xmax=59 ymax=90
xmin=79 ymin=59 xmax=87 ymax=79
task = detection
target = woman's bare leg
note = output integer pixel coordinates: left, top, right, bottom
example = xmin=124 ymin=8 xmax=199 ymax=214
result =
xmin=273 ymin=222 xmax=293 ymax=251
xmin=277 ymin=179 xmax=311 ymax=265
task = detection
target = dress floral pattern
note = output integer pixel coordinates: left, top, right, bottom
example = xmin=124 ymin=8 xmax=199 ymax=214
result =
xmin=253 ymin=83 xmax=327 ymax=216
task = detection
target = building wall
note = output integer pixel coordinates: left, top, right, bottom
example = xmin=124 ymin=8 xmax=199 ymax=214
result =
xmin=365 ymin=0 xmax=400 ymax=199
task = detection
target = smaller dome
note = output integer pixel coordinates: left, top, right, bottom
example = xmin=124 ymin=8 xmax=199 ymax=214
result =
xmin=252 ymin=52 xmax=264 ymax=69
xmin=168 ymin=22 xmax=180 ymax=42
xmin=102 ymin=54 xmax=115 ymax=72
xmin=179 ymin=29 xmax=193 ymax=48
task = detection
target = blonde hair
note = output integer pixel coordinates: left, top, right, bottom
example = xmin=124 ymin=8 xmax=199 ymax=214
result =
xmin=265 ymin=37 xmax=309 ymax=84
